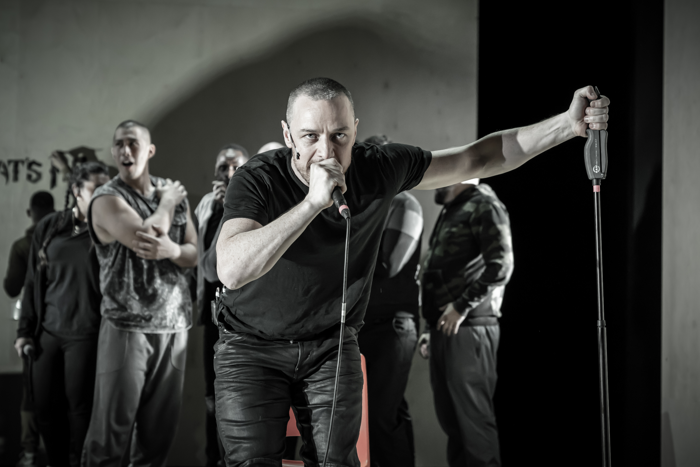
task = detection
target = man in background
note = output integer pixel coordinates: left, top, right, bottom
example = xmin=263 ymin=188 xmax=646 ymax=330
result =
xmin=4 ymin=191 xmax=55 ymax=298
xmin=5 ymin=191 xmax=54 ymax=467
xmin=257 ymin=141 xmax=285 ymax=154
xmin=194 ymin=143 xmax=250 ymax=467
xmin=357 ymin=134 xmax=423 ymax=467
xmin=83 ymin=120 xmax=197 ymax=465
xmin=419 ymin=179 xmax=513 ymax=467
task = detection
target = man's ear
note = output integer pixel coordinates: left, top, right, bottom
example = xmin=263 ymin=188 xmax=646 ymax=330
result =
xmin=281 ymin=121 xmax=293 ymax=148
xmin=149 ymin=144 xmax=156 ymax=159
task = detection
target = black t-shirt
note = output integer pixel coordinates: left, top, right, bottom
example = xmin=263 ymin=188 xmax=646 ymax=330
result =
xmin=204 ymin=203 xmax=224 ymax=251
xmin=201 ymin=203 xmax=224 ymax=324
xmin=219 ymin=143 xmax=432 ymax=340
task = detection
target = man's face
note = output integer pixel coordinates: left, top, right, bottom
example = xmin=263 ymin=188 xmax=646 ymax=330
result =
xmin=214 ymin=149 xmax=248 ymax=183
xmin=283 ymin=95 xmax=358 ymax=185
xmin=111 ymin=126 xmax=155 ymax=181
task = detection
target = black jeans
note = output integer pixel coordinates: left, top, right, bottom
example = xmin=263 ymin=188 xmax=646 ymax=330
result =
xmin=214 ymin=325 xmax=364 ymax=467
xmin=204 ymin=320 xmax=226 ymax=466
xmin=356 ymin=312 xmax=418 ymax=467
xmin=430 ymin=325 xmax=501 ymax=467
xmin=33 ymin=331 xmax=98 ymax=467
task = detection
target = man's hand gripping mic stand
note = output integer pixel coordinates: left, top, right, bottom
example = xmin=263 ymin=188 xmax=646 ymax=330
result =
xmin=583 ymin=86 xmax=611 ymax=467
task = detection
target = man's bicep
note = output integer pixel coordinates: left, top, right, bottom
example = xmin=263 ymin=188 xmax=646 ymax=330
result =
xmin=91 ymin=195 xmax=147 ymax=247
xmin=415 ymin=141 xmax=499 ymax=190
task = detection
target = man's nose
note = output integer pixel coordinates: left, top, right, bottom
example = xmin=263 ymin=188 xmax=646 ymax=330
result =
xmin=316 ymin=136 xmax=333 ymax=160
xmin=228 ymin=166 xmax=236 ymax=179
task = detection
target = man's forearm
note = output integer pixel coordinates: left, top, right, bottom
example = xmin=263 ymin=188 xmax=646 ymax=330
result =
xmin=420 ymin=113 xmax=575 ymax=189
xmin=170 ymin=243 xmax=197 ymax=268
xmin=142 ymin=199 xmax=177 ymax=235
xmin=217 ymin=200 xmax=323 ymax=289
xmin=482 ymin=113 xmax=574 ymax=177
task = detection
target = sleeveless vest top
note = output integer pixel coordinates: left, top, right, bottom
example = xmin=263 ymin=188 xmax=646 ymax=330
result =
xmin=87 ymin=175 xmax=192 ymax=333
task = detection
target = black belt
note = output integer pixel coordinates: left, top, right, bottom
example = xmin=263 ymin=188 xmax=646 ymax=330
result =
xmin=462 ymin=316 xmax=499 ymax=327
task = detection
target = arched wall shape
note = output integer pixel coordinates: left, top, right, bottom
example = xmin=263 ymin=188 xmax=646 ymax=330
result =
xmin=150 ymin=21 xmax=474 ymax=203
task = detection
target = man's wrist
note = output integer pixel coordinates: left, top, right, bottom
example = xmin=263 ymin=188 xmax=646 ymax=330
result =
xmin=159 ymin=197 xmax=178 ymax=210
xmin=452 ymin=298 xmax=470 ymax=316
xmin=558 ymin=111 xmax=578 ymax=142
xmin=168 ymin=242 xmax=182 ymax=260
xmin=300 ymin=198 xmax=326 ymax=217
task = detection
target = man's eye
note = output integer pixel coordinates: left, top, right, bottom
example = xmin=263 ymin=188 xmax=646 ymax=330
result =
xmin=335 ymin=133 xmax=346 ymax=140
xmin=304 ymin=134 xmax=317 ymax=140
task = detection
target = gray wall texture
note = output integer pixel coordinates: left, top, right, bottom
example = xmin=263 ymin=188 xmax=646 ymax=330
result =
xmin=662 ymin=1 xmax=700 ymax=466
xmin=0 ymin=1 xmax=477 ymax=465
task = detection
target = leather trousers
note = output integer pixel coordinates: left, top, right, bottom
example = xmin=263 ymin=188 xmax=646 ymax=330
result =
xmin=214 ymin=325 xmax=363 ymax=467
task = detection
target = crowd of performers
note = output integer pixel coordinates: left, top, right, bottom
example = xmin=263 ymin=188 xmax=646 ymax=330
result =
xmin=6 ymin=77 xmax=610 ymax=467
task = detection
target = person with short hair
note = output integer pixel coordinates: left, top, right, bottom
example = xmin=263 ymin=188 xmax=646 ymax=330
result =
xmin=4 ymin=191 xmax=54 ymax=298
xmin=257 ymin=141 xmax=285 ymax=154
xmin=82 ymin=120 xmax=197 ymax=466
xmin=194 ymin=143 xmax=250 ymax=467
xmin=14 ymin=162 xmax=110 ymax=467
xmin=419 ymin=179 xmax=512 ymax=467
xmin=357 ymin=134 xmax=424 ymax=467
xmin=5 ymin=190 xmax=54 ymax=467
xmin=214 ymin=77 xmax=610 ymax=465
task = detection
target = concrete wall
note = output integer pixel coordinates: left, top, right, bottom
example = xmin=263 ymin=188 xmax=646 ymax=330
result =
xmin=0 ymin=1 xmax=477 ymax=465
xmin=662 ymin=1 xmax=700 ymax=466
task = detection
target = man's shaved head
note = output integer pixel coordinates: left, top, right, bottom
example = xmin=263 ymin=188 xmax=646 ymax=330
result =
xmin=114 ymin=120 xmax=151 ymax=142
xmin=286 ymin=77 xmax=355 ymax=126
xmin=257 ymin=142 xmax=284 ymax=154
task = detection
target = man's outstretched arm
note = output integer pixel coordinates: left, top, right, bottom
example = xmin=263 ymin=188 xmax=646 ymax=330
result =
xmin=415 ymin=86 xmax=610 ymax=190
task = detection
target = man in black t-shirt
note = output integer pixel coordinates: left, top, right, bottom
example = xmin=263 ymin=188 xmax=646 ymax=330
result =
xmin=214 ymin=77 xmax=610 ymax=465
xmin=194 ymin=143 xmax=250 ymax=467
xmin=356 ymin=134 xmax=424 ymax=467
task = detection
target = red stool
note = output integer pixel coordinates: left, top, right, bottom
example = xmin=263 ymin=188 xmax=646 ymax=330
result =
xmin=282 ymin=354 xmax=370 ymax=466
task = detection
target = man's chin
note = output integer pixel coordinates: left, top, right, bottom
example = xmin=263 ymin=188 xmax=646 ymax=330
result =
xmin=119 ymin=166 xmax=142 ymax=180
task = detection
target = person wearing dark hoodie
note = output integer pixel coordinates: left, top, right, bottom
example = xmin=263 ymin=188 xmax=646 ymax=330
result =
xmin=14 ymin=162 xmax=110 ymax=467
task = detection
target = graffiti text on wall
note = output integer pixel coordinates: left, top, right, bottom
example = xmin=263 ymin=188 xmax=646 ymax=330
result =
xmin=0 ymin=159 xmax=44 ymax=184
xmin=0 ymin=159 xmax=65 ymax=188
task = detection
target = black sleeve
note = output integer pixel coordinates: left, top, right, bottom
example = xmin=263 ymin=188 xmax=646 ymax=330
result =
xmin=201 ymin=220 xmax=221 ymax=283
xmin=221 ymin=170 xmax=269 ymax=227
xmin=3 ymin=240 xmax=27 ymax=298
xmin=376 ymin=143 xmax=432 ymax=194
xmin=451 ymin=198 xmax=514 ymax=314
xmin=17 ymin=225 xmax=44 ymax=339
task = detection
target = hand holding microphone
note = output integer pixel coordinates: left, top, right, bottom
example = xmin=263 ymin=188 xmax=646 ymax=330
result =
xmin=306 ymin=159 xmax=349 ymax=217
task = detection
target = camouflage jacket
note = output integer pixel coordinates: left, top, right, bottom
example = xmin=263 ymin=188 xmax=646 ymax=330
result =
xmin=421 ymin=184 xmax=513 ymax=327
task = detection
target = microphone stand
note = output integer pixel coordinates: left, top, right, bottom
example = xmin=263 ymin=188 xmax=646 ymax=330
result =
xmin=583 ymin=86 xmax=611 ymax=467
xmin=322 ymin=189 xmax=351 ymax=467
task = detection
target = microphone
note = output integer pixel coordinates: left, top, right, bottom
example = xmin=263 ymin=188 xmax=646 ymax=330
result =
xmin=332 ymin=187 xmax=350 ymax=219
xmin=23 ymin=344 xmax=35 ymax=360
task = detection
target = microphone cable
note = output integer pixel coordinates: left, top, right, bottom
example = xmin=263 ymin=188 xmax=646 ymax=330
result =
xmin=322 ymin=189 xmax=351 ymax=467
